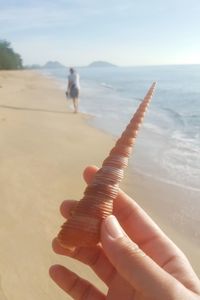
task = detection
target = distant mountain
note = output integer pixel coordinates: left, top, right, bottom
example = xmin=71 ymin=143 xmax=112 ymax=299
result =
xmin=26 ymin=60 xmax=117 ymax=70
xmin=88 ymin=61 xmax=117 ymax=68
xmin=43 ymin=61 xmax=66 ymax=69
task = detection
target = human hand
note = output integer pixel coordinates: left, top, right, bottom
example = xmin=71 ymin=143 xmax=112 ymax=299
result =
xmin=49 ymin=166 xmax=200 ymax=300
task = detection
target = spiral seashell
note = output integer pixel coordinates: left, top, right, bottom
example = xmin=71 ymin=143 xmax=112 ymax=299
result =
xmin=57 ymin=82 xmax=157 ymax=248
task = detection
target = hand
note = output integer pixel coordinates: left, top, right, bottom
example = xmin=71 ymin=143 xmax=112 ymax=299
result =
xmin=49 ymin=166 xmax=200 ymax=300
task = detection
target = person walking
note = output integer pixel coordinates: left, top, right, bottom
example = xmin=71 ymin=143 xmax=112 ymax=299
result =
xmin=67 ymin=67 xmax=80 ymax=113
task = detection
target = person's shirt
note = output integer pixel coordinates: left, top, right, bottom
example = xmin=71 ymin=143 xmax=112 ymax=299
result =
xmin=68 ymin=72 xmax=80 ymax=89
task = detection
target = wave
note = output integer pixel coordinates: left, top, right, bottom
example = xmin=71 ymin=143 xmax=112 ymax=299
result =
xmin=134 ymin=166 xmax=200 ymax=192
xmin=100 ymin=82 xmax=114 ymax=90
xmin=161 ymin=107 xmax=185 ymax=127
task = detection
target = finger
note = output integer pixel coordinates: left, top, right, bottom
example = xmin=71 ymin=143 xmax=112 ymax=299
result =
xmin=101 ymin=216 xmax=190 ymax=299
xmin=59 ymin=166 xmax=98 ymax=219
xmin=49 ymin=265 xmax=105 ymax=300
xmin=83 ymin=165 xmax=98 ymax=183
xmin=113 ymin=190 xmax=200 ymax=291
xmin=52 ymin=238 xmax=116 ymax=286
xmin=59 ymin=165 xmax=98 ymax=219
xmin=60 ymin=200 xmax=77 ymax=218
xmin=114 ymin=190 xmax=185 ymax=266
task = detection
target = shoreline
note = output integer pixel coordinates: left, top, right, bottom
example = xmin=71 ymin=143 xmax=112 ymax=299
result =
xmin=0 ymin=70 xmax=199 ymax=300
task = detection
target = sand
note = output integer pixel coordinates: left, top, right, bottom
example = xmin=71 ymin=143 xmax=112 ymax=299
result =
xmin=0 ymin=70 xmax=199 ymax=300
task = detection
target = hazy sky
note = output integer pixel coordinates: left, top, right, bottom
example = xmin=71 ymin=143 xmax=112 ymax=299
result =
xmin=1 ymin=0 xmax=200 ymax=66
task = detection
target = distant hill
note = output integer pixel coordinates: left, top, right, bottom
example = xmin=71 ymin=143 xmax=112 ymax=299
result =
xmin=88 ymin=61 xmax=117 ymax=68
xmin=43 ymin=61 xmax=66 ymax=69
xmin=26 ymin=60 xmax=117 ymax=70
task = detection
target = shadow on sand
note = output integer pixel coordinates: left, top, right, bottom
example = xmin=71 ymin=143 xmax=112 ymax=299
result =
xmin=0 ymin=104 xmax=70 ymax=115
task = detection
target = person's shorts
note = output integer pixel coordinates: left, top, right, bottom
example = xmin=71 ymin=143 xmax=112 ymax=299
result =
xmin=70 ymin=86 xmax=79 ymax=98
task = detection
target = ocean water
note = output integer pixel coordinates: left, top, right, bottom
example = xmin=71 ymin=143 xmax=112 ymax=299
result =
xmin=42 ymin=65 xmax=200 ymax=192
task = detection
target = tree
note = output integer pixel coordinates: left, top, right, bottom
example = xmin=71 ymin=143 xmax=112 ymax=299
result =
xmin=0 ymin=40 xmax=23 ymax=70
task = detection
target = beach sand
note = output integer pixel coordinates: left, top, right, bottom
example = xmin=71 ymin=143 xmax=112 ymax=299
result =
xmin=0 ymin=70 xmax=199 ymax=300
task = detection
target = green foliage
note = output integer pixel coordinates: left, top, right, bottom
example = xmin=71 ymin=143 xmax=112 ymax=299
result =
xmin=0 ymin=40 xmax=23 ymax=70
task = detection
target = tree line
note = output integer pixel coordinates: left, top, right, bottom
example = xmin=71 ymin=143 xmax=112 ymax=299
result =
xmin=0 ymin=40 xmax=23 ymax=70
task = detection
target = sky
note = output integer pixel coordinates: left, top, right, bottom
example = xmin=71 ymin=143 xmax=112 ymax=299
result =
xmin=1 ymin=0 xmax=200 ymax=66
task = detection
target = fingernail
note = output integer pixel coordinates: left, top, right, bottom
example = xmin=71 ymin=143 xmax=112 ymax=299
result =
xmin=105 ymin=215 xmax=124 ymax=239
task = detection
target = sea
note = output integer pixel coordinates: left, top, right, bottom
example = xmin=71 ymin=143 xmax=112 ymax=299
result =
xmin=41 ymin=65 xmax=200 ymax=194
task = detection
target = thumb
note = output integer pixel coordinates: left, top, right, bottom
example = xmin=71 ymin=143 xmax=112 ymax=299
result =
xmin=101 ymin=215 xmax=181 ymax=299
